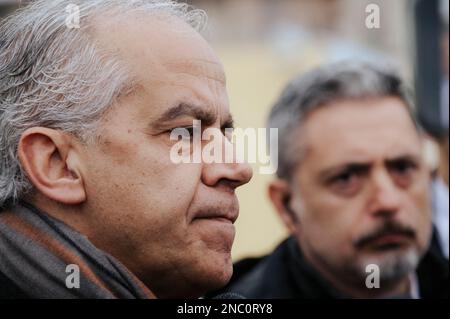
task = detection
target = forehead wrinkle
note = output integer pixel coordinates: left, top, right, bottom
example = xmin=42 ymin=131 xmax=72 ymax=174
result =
xmin=162 ymin=59 xmax=226 ymax=85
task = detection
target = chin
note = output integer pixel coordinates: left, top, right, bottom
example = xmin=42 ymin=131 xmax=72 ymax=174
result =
xmin=356 ymin=247 xmax=421 ymax=281
xmin=194 ymin=251 xmax=234 ymax=295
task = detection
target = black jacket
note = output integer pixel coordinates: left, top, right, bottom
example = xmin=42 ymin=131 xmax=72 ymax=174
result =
xmin=217 ymin=235 xmax=449 ymax=299
xmin=0 ymin=270 xmax=29 ymax=299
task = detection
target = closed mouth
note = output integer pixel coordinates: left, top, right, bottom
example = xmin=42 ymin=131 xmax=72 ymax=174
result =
xmin=359 ymin=232 xmax=414 ymax=251
xmin=193 ymin=215 xmax=235 ymax=224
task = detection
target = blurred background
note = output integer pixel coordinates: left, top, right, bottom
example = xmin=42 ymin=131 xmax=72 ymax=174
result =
xmin=1 ymin=0 xmax=448 ymax=261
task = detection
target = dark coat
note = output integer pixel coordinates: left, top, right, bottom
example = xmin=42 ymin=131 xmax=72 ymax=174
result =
xmin=216 ymin=234 xmax=449 ymax=299
xmin=0 ymin=270 xmax=29 ymax=299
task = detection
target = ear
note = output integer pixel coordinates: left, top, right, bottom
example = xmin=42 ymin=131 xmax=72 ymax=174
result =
xmin=18 ymin=127 xmax=86 ymax=205
xmin=268 ymin=178 xmax=298 ymax=235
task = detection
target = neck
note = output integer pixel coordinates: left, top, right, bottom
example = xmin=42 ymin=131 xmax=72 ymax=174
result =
xmin=24 ymin=195 xmax=91 ymax=234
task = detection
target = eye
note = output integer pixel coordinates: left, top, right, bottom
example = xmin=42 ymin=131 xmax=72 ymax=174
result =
xmin=336 ymin=171 xmax=352 ymax=182
xmin=388 ymin=160 xmax=417 ymax=187
xmin=329 ymin=169 xmax=363 ymax=196
xmin=390 ymin=160 xmax=416 ymax=174
xmin=334 ymin=171 xmax=357 ymax=186
xmin=168 ymin=126 xmax=195 ymax=138
xmin=184 ymin=126 xmax=194 ymax=138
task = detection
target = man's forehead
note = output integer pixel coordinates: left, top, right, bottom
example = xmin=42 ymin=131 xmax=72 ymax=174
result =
xmin=297 ymin=98 xmax=422 ymax=167
xmin=303 ymin=124 xmax=421 ymax=159
xmin=146 ymin=57 xmax=229 ymax=121
xmin=162 ymin=58 xmax=226 ymax=85
xmin=94 ymin=11 xmax=228 ymax=113
xmin=94 ymin=11 xmax=224 ymax=76
xmin=303 ymin=98 xmax=418 ymax=142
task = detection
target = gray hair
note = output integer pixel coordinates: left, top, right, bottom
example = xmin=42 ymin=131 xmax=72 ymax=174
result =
xmin=0 ymin=0 xmax=207 ymax=207
xmin=267 ymin=61 xmax=416 ymax=181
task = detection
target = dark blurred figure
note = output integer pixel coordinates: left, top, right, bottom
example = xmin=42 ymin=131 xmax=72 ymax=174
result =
xmin=217 ymin=62 xmax=448 ymax=299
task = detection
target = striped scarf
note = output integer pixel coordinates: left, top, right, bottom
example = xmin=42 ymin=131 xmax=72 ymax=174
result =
xmin=0 ymin=202 xmax=155 ymax=299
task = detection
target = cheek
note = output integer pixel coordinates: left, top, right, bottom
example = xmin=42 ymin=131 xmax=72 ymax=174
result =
xmin=410 ymin=172 xmax=431 ymax=214
xmin=298 ymin=192 xmax=363 ymax=254
xmin=296 ymin=170 xmax=361 ymax=251
xmin=404 ymin=176 xmax=432 ymax=245
xmin=83 ymin=140 xmax=202 ymax=235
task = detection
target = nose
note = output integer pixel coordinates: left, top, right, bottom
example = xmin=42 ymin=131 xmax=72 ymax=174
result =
xmin=201 ymin=135 xmax=253 ymax=190
xmin=368 ymin=168 xmax=402 ymax=218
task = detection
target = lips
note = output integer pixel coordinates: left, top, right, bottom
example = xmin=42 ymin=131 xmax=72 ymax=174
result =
xmin=359 ymin=231 xmax=414 ymax=251
xmin=192 ymin=208 xmax=239 ymax=224
xmin=369 ymin=232 xmax=410 ymax=246
xmin=354 ymin=222 xmax=416 ymax=251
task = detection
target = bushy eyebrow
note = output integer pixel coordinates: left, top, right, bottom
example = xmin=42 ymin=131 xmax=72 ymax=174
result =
xmin=151 ymin=102 xmax=234 ymax=130
xmin=153 ymin=102 xmax=218 ymax=127
xmin=318 ymin=153 xmax=422 ymax=181
xmin=385 ymin=155 xmax=420 ymax=166
xmin=319 ymin=163 xmax=370 ymax=182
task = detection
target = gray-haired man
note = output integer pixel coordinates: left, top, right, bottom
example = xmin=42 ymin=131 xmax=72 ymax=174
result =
xmin=0 ymin=0 xmax=252 ymax=298
xmin=220 ymin=62 xmax=448 ymax=299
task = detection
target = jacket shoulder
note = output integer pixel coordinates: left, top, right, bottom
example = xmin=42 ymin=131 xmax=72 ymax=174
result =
xmin=0 ymin=270 xmax=29 ymax=299
xmin=219 ymin=239 xmax=299 ymax=298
